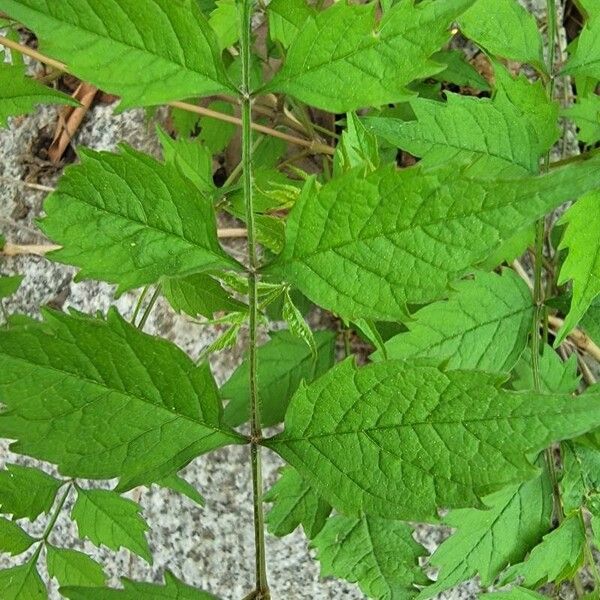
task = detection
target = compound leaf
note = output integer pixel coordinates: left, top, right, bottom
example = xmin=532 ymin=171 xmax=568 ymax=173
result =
xmin=267 ymin=158 xmax=600 ymax=322
xmin=0 ymin=309 xmax=244 ymax=491
xmin=264 ymin=466 xmax=331 ymax=539
xmin=0 ymin=464 xmax=63 ymax=521
xmin=72 ymin=487 xmax=151 ymax=563
xmin=378 ymin=270 xmax=533 ymax=372
xmin=500 ymin=514 xmax=586 ymax=587
xmin=311 ymin=514 xmax=427 ymax=600
xmin=46 ymin=545 xmax=107 ymax=588
xmin=1 ymin=0 xmax=233 ymax=109
xmin=40 ymin=145 xmax=239 ymax=294
xmin=222 ymin=330 xmax=335 ymax=427
xmin=417 ymin=473 xmax=552 ymax=598
xmin=555 ymin=192 xmax=600 ymax=344
xmin=0 ymin=64 xmax=77 ymax=128
xmin=265 ymin=359 xmax=600 ymax=520
xmin=363 ymin=66 xmax=557 ymax=177
xmin=264 ymin=0 xmax=476 ymax=112
xmin=458 ymin=0 xmax=545 ymax=72
xmin=0 ymin=517 xmax=36 ymax=556
xmin=61 ymin=571 xmax=219 ymax=599
xmin=0 ymin=559 xmax=46 ymax=599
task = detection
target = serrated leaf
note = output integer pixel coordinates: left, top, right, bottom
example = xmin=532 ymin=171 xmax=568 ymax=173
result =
xmin=282 ymin=289 xmax=317 ymax=357
xmin=563 ymin=95 xmax=600 ymax=145
xmin=39 ymin=145 xmax=238 ymax=294
xmin=561 ymin=432 xmax=600 ymax=514
xmin=556 ymin=192 xmax=600 ymax=344
xmin=61 ymin=571 xmax=219 ymax=599
xmin=265 ymin=359 xmax=600 ymax=520
xmin=430 ymin=49 xmax=490 ymax=91
xmin=264 ymin=467 xmax=331 ymax=539
xmin=334 ymin=113 xmax=380 ymax=176
xmin=222 ymin=330 xmax=336 ymax=427
xmin=266 ymin=158 xmax=600 ymax=322
xmin=311 ymin=514 xmax=427 ymax=600
xmin=377 ymin=270 xmax=533 ymax=372
xmin=162 ymin=273 xmax=245 ymax=319
xmin=512 ymin=347 xmax=580 ymax=394
xmin=0 ymin=559 xmax=46 ymax=599
xmin=263 ymin=0 xmax=476 ymax=112
xmin=0 ymin=275 xmax=23 ymax=299
xmin=0 ymin=309 xmax=244 ymax=491
xmin=501 ymin=514 xmax=585 ymax=587
xmin=0 ymin=464 xmax=63 ymax=521
xmin=268 ymin=0 xmax=314 ymax=48
xmin=209 ymin=0 xmax=241 ymax=51
xmin=155 ymin=474 xmax=205 ymax=507
xmin=563 ymin=18 xmax=600 ymax=81
xmin=72 ymin=487 xmax=151 ymax=563
xmin=582 ymin=298 xmax=600 ymax=346
xmin=157 ymin=127 xmax=215 ymax=195
xmin=0 ymin=517 xmax=36 ymax=556
xmin=198 ymin=101 xmax=236 ymax=153
xmin=418 ymin=473 xmax=552 ymax=598
xmin=363 ymin=66 xmax=557 ymax=177
xmin=0 ymin=64 xmax=77 ymax=128
xmin=46 ymin=545 xmax=107 ymax=587
xmin=1 ymin=0 xmax=233 ymax=109
xmin=458 ymin=0 xmax=545 ymax=72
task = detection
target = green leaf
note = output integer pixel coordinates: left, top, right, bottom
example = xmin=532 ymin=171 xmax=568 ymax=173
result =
xmin=481 ymin=589 xmax=547 ymax=600
xmin=0 ymin=517 xmax=36 ymax=556
xmin=268 ymin=0 xmax=315 ymax=48
xmin=46 ymin=545 xmax=107 ymax=587
xmin=418 ymin=473 xmax=552 ymax=598
xmin=582 ymin=298 xmax=600 ymax=346
xmin=311 ymin=514 xmax=427 ymax=600
xmin=458 ymin=0 xmax=545 ymax=72
xmin=209 ymin=0 xmax=241 ymax=51
xmin=563 ymin=18 xmax=600 ymax=81
xmin=334 ymin=113 xmax=380 ymax=176
xmin=563 ymin=95 xmax=600 ymax=145
xmin=0 ymin=464 xmax=63 ymax=521
xmin=222 ymin=330 xmax=336 ymax=427
xmin=363 ymin=66 xmax=557 ymax=177
xmin=1 ymin=0 xmax=233 ymax=109
xmin=40 ymin=145 xmax=239 ymax=295
xmin=0 ymin=275 xmax=23 ymax=299
xmin=512 ymin=347 xmax=580 ymax=394
xmin=0 ymin=309 xmax=244 ymax=491
xmin=72 ymin=487 xmax=151 ymax=563
xmin=198 ymin=101 xmax=236 ymax=154
xmin=377 ymin=270 xmax=533 ymax=372
xmin=263 ymin=0 xmax=476 ymax=112
xmin=501 ymin=514 xmax=586 ymax=587
xmin=162 ymin=273 xmax=245 ymax=319
xmin=282 ymin=289 xmax=317 ymax=357
xmin=155 ymin=474 xmax=205 ymax=507
xmin=556 ymin=192 xmax=600 ymax=344
xmin=157 ymin=127 xmax=215 ymax=195
xmin=267 ymin=158 xmax=600 ymax=322
xmin=61 ymin=571 xmax=219 ymax=599
xmin=0 ymin=64 xmax=77 ymax=128
xmin=0 ymin=559 xmax=46 ymax=599
xmin=265 ymin=359 xmax=600 ymax=520
xmin=430 ymin=49 xmax=491 ymax=91
xmin=264 ymin=467 xmax=331 ymax=539
xmin=561 ymin=432 xmax=600 ymax=514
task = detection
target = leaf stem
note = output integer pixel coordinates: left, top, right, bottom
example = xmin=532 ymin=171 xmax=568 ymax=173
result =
xmin=241 ymin=1 xmax=269 ymax=598
xmin=137 ymin=284 xmax=161 ymax=330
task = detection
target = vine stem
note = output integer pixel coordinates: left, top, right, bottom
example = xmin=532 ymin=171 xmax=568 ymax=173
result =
xmin=241 ymin=1 xmax=269 ymax=598
xmin=0 ymin=35 xmax=334 ymax=156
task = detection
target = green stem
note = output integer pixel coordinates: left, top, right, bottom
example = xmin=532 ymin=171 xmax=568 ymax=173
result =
xmin=137 ymin=284 xmax=161 ymax=330
xmin=241 ymin=1 xmax=269 ymax=598
xmin=131 ymin=285 xmax=150 ymax=324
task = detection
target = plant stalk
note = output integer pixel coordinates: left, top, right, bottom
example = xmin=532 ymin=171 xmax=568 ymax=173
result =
xmin=241 ymin=1 xmax=269 ymax=597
